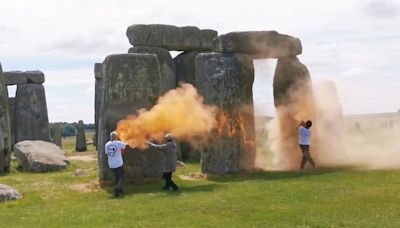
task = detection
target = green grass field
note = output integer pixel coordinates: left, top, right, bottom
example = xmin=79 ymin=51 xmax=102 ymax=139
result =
xmin=1 ymin=131 xmax=400 ymax=227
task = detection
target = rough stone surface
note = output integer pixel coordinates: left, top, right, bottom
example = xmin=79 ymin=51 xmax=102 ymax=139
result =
xmin=8 ymin=98 xmax=15 ymax=150
xmin=126 ymin=24 xmax=217 ymax=51
xmin=75 ymin=120 xmax=87 ymax=152
xmin=3 ymin=71 xmax=45 ymax=85
xmin=128 ymin=46 xmax=176 ymax=94
xmin=14 ymin=140 xmax=69 ymax=172
xmin=0 ymin=184 xmax=22 ymax=202
xmin=173 ymin=51 xmax=199 ymax=86
xmin=14 ymin=84 xmax=51 ymax=143
xmin=173 ymin=51 xmax=202 ymax=160
xmin=51 ymin=123 xmax=62 ymax=148
xmin=213 ymin=31 xmax=302 ymax=59
xmin=94 ymin=63 xmax=102 ymax=149
xmin=0 ymin=63 xmax=12 ymax=173
xmin=196 ymin=53 xmax=256 ymax=174
xmin=272 ymin=56 xmax=316 ymax=170
xmin=98 ymin=53 xmax=174 ymax=181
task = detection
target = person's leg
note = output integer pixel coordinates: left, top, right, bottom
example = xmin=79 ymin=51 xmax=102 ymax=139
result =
xmin=111 ymin=168 xmax=120 ymax=197
xmin=170 ymin=172 xmax=179 ymax=191
xmin=116 ymin=166 xmax=125 ymax=194
xmin=162 ymin=172 xmax=170 ymax=190
xmin=299 ymin=145 xmax=307 ymax=170
xmin=304 ymin=146 xmax=316 ymax=167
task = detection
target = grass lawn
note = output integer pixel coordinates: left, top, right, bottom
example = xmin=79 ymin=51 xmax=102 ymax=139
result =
xmin=1 ymin=131 xmax=400 ymax=227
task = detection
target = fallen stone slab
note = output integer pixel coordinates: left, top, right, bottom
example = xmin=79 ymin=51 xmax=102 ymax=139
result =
xmin=14 ymin=140 xmax=69 ymax=172
xmin=3 ymin=71 xmax=45 ymax=85
xmin=212 ymin=31 xmax=302 ymax=59
xmin=126 ymin=24 xmax=217 ymax=51
xmin=0 ymin=184 xmax=22 ymax=202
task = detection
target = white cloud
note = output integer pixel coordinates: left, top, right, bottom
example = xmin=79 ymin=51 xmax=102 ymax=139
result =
xmin=1 ymin=0 xmax=400 ymax=121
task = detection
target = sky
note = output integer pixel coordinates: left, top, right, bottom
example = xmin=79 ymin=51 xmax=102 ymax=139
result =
xmin=0 ymin=0 xmax=399 ymax=123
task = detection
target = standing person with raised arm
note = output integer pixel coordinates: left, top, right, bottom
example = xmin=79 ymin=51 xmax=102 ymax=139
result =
xmin=298 ymin=120 xmax=316 ymax=170
xmin=147 ymin=133 xmax=179 ymax=191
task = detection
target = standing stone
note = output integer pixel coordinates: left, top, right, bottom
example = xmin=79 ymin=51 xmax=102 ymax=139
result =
xmin=196 ymin=53 xmax=256 ymax=174
xmin=94 ymin=63 xmax=102 ymax=149
xmin=51 ymin=123 xmax=62 ymax=148
xmin=0 ymin=63 xmax=12 ymax=173
xmin=173 ymin=51 xmax=202 ymax=160
xmin=75 ymin=120 xmax=87 ymax=152
xmin=174 ymin=51 xmax=200 ymax=86
xmin=98 ymin=53 xmax=173 ymax=181
xmin=8 ymin=98 xmax=15 ymax=150
xmin=14 ymin=83 xmax=51 ymax=143
xmin=213 ymin=31 xmax=302 ymax=59
xmin=126 ymin=24 xmax=217 ymax=51
xmin=128 ymin=46 xmax=176 ymax=94
xmin=272 ymin=56 xmax=316 ymax=170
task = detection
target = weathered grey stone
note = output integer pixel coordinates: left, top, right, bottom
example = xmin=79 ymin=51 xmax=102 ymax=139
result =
xmin=14 ymin=140 xmax=69 ymax=172
xmin=98 ymin=53 xmax=174 ymax=181
xmin=173 ymin=51 xmax=202 ymax=160
xmin=51 ymin=123 xmax=62 ymax=148
xmin=8 ymin=98 xmax=15 ymax=151
xmin=94 ymin=63 xmax=102 ymax=149
xmin=196 ymin=53 xmax=256 ymax=174
xmin=126 ymin=24 xmax=217 ymax=51
xmin=75 ymin=120 xmax=87 ymax=152
xmin=128 ymin=46 xmax=176 ymax=94
xmin=213 ymin=31 xmax=302 ymax=59
xmin=14 ymin=84 xmax=51 ymax=143
xmin=174 ymin=51 xmax=200 ymax=86
xmin=272 ymin=56 xmax=316 ymax=170
xmin=0 ymin=63 xmax=12 ymax=173
xmin=0 ymin=184 xmax=22 ymax=202
xmin=3 ymin=71 xmax=45 ymax=85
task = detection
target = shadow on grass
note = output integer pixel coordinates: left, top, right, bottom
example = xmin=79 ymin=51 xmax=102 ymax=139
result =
xmin=206 ymin=166 xmax=356 ymax=183
xmin=104 ymin=182 xmax=222 ymax=199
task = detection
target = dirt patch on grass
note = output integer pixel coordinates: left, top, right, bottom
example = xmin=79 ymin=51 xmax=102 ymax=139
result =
xmin=70 ymin=180 xmax=100 ymax=193
xmin=68 ymin=154 xmax=97 ymax=162
xmin=178 ymin=172 xmax=207 ymax=181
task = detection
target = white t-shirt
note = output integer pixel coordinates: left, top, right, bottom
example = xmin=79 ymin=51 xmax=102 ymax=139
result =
xmin=105 ymin=140 xmax=127 ymax=168
xmin=298 ymin=126 xmax=311 ymax=145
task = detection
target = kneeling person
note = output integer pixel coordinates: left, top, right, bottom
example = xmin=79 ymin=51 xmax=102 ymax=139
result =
xmin=105 ymin=131 xmax=128 ymax=197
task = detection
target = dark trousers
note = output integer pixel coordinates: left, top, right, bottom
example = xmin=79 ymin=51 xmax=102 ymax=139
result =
xmin=299 ymin=145 xmax=316 ymax=169
xmin=162 ymin=172 xmax=178 ymax=190
xmin=111 ymin=166 xmax=125 ymax=192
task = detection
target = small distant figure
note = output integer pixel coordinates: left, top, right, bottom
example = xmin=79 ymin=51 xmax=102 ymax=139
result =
xmin=147 ymin=133 xmax=179 ymax=191
xmin=105 ymin=131 xmax=128 ymax=197
xmin=298 ymin=120 xmax=316 ymax=170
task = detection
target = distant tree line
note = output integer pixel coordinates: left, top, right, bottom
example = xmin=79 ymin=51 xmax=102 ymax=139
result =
xmin=50 ymin=122 xmax=95 ymax=137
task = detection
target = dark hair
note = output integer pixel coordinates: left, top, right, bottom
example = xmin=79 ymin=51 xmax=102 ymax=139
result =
xmin=306 ymin=120 xmax=312 ymax=128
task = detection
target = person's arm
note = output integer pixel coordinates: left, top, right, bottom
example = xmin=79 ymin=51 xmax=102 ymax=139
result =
xmin=298 ymin=121 xmax=305 ymax=128
xmin=146 ymin=141 xmax=167 ymax=149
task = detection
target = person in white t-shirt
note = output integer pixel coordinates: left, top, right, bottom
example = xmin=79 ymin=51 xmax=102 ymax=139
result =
xmin=105 ymin=131 xmax=128 ymax=197
xmin=298 ymin=120 xmax=316 ymax=170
